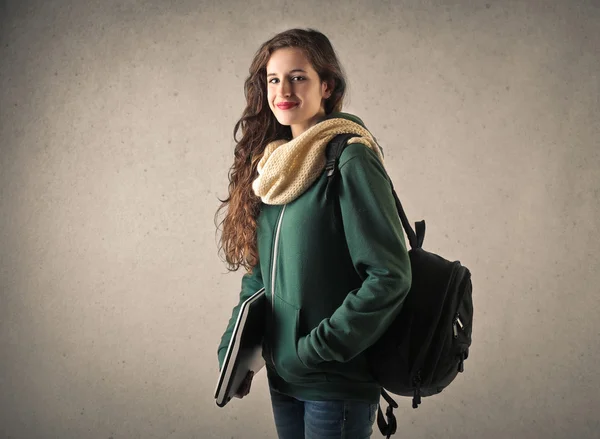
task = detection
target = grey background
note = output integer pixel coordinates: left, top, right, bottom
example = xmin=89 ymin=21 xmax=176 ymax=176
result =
xmin=1 ymin=0 xmax=599 ymax=438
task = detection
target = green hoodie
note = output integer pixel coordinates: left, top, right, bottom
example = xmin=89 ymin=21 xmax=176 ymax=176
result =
xmin=217 ymin=112 xmax=411 ymax=403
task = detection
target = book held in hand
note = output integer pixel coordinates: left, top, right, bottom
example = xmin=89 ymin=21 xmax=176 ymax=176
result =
xmin=214 ymin=288 xmax=266 ymax=407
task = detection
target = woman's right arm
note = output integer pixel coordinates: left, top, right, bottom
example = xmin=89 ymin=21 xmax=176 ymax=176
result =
xmin=217 ymin=261 xmax=264 ymax=370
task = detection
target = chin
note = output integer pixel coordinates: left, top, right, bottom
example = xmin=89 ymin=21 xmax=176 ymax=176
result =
xmin=274 ymin=113 xmax=297 ymax=127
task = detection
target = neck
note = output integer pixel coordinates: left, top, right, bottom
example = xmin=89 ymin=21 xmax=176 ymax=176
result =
xmin=291 ymin=110 xmax=327 ymax=139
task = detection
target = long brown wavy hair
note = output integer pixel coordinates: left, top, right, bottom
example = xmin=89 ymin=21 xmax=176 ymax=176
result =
xmin=215 ymin=28 xmax=348 ymax=273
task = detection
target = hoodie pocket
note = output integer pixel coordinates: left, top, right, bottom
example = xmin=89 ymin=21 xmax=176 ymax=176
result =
xmin=272 ymin=295 xmax=313 ymax=383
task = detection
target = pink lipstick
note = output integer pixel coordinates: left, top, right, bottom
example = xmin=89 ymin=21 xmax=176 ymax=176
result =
xmin=276 ymin=102 xmax=298 ymax=110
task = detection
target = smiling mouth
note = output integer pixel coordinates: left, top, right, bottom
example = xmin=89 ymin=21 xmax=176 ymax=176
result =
xmin=276 ymin=103 xmax=298 ymax=110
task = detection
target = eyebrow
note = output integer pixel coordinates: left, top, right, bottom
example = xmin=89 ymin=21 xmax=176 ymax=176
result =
xmin=266 ymin=69 xmax=308 ymax=77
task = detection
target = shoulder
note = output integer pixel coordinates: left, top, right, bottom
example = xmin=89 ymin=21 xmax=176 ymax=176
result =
xmin=338 ymin=141 xmax=383 ymax=170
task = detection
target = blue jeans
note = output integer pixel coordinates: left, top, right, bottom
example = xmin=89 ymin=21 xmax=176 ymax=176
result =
xmin=269 ymin=387 xmax=378 ymax=439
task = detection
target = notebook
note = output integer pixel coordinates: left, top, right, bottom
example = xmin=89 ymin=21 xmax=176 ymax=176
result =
xmin=214 ymin=288 xmax=266 ymax=407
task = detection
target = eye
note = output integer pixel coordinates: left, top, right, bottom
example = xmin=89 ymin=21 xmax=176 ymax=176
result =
xmin=268 ymin=76 xmax=306 ymax=84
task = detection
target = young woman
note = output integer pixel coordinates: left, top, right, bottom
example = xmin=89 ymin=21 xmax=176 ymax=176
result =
xmin=216 ymin=28 xmax=411 ymax=439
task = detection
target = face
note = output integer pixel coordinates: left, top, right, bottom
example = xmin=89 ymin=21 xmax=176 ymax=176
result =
xmin=266 ymin=47 xmax=332 ymax=138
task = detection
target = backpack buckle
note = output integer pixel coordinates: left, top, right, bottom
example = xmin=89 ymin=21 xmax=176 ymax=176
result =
xmin=325 ymin=161 xmax=336 ymax=177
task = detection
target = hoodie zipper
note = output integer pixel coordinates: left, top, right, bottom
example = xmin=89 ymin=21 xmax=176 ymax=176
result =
xmin=269 ymin=204 xmax=287 ymax=366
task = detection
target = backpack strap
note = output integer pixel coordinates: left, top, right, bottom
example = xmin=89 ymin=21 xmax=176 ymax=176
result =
xmin=325 ymin=133 xmax=426 ymax=250
xmin=324 ymin=133 xmax=359 ymax=202
xmin=325 ymin=133 xmax=358 ymax=178
xmin=377 ymin=388 xmax=398 ymax=438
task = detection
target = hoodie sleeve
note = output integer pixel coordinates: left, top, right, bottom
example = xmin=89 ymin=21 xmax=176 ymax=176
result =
xmin=217 ymin=261 xmax=264 ymax=370
xmin=297 ymin=143 xmax=411 ymax=366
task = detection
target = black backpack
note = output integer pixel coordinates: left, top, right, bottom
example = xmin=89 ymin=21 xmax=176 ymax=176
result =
xmin=325 ymin=134 xmax=474 ymax=439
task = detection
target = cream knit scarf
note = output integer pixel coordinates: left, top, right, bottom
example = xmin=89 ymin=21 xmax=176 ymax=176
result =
xmin=252 ymin=118 xmax=384 ymax=205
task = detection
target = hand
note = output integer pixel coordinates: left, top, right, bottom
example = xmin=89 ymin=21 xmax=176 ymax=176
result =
xmin=234 ymin=371 xmax=254 ymax=399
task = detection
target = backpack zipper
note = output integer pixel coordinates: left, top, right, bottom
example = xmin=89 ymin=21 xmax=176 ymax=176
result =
xmin=453 ymin=312 xmax=463 ymax=338
xmin=269 ymin=205 xmax=287 ymax=366
xmin=412 ymin=370 xmax=422 ymax=408
xmin=453 ymin=311 xmax=467 ymax=372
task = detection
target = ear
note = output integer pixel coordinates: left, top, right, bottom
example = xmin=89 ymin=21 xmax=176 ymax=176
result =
xmin=322 ymin=80 xmax=334 ymax=99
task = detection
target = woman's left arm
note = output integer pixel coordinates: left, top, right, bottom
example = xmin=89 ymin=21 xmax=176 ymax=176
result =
xmin=297 ymin=143 xmax=412 ymax=367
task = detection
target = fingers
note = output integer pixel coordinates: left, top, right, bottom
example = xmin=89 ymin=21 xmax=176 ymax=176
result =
xmin=234 ymin=371 xmax=254 ymax=399
xmin=244 ymin=372 xmax=253 ymax=395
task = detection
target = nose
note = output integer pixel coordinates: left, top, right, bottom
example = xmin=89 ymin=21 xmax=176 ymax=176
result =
xmin=278 ymin=78 xmax=292 ymax=97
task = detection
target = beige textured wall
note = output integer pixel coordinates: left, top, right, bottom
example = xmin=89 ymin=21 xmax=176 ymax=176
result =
xmin=1 ymin=0 xmax=599 ymax=438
